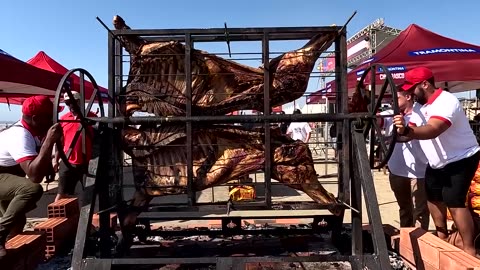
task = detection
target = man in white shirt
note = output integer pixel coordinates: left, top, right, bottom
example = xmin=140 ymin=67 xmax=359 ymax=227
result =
xmin=286 ymin=109 xmax=312 ymax=143
xmin=380 ymin=86 xmax=429 ymax=230
xmin=0 ymin=96 xmax=63 ymax=258
xmin=394 ymin=67 xmax=480 ymax=256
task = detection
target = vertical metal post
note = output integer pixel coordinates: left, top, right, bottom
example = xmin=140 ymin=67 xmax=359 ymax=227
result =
xmin=112 ymin=38 xmax=124 ymax=208
xmin=335 ymin=31 xmax=350 ymax=204
xmin=262 ymin=31 xmax=272 ymax=208
xmin=79 ymin=74 xmax=87 ymax=181
xmin=369 ymin=69 xmax=377 ymax=168
xmin=185 ymin=33 xmax=195 ymax=206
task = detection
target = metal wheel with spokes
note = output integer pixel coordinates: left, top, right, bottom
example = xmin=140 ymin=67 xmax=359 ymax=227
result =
xmin=356 ymin=64 xmax=400 ymax=169
xmin=53 ymin=68 xmax=106 ymax=170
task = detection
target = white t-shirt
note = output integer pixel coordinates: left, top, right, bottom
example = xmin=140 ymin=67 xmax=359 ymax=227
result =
xmin=0 ymin=121 xmax=41 ymax=167
xmin=380 ymin=103 xmax=428 ymax=178
xmin=409 ymin=89 xmax=480 ymax=169
xmin=287 ymin=122 xmax=312 ymax=142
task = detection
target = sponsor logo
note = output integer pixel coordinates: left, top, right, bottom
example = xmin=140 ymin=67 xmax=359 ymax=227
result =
xmin=377 ymin=66 xmax=406 ymax=73
xmin=356 ymin=66 xmax=406 ymax=78
xmin=409 ymin=48 xmax=479 ymax=56
xmin=380 ymin=72 xmax=404 ymax=80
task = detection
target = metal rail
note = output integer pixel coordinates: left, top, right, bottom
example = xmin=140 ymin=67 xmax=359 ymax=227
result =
xmin=80 ymin=112 xmax=376 ymax=125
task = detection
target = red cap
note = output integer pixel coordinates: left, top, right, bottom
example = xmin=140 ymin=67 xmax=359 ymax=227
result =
xmin=22 ymin=95 xmax=54 ymax=116
xmin=401 ymin=67 xmax=434 ymax=91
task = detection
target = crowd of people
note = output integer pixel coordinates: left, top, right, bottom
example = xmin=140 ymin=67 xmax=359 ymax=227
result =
xmin=0 ymin=67 xmax=478 ymax=258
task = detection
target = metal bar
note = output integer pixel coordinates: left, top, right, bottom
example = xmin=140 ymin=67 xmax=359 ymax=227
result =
xmin=369 ymin=67 xmax=377 ymax=168
xmin=139 ymin=228 xmax=321 ymax=238
xmin=115 ymin=40 xmax=123 ymax=115
xmin=113 ymin=38 xmax=125 ymax=205
xmin=351 ymin=130 xmax=392 ymax=270
xmin=351 ymin=124 xmax=363 ymax=256
xmin=85 ymin=113 xmax=372 ymax=125
xmin=84 ymin=254 xmax=377 ymax=265
xmin=111 ymin=26 xmax=341 ymax=36
xmin=114 ymin=255 xmax=349 ymax=264
xmin=71 ymin=189 xmax=97 ymax=270
xmin=262 ymin=31 xmax=272 ymax=208
xmin=138 ymin=209 xmax=333 ymax=220
xmin=142 ymin=32 xmax=336 ymax=42
xmin=335 ymin=29 xmax=349 ymax=203
xmin=108 ymin=31 xmax=116 ymax=123
xmin=185 ymin=33 xmax=195 ymax=207
xmin=79 ymin=73 xmax=87 ymax=177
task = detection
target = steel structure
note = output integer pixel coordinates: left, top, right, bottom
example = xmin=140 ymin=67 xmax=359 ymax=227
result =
xmin=52 ymin=20 xmax=400 ymax=270
xmin=317 ymin=18 xmax=402 ymax=83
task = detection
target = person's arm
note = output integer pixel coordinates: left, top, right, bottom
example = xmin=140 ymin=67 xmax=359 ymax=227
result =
xmin=305 ymin=132 xmax=311 ymax=143
xmin=304 ymin=123 xmax=312 ymax=143
xmin=403 ymin=119 xmax=450 ymax=140
xmin=10 ymin=124 xmax=62 ymax=183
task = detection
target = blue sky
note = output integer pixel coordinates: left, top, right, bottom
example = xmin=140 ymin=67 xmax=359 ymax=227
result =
xmin=1 ymin=0 xmax=479 ymax=121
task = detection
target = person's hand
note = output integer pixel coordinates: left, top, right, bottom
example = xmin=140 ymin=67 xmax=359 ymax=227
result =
xmin=45 ymin=123 xmax=63 ymax=144
xmin=393 ymin=115 xmax=406 ymax=135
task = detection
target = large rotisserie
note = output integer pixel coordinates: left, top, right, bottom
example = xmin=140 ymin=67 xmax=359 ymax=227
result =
xmin=112 ymin=16 xmax=348 ymax=250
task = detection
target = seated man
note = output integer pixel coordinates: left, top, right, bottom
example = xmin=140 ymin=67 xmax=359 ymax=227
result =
xmin=0 ymin=96 xmax=62 ymax=258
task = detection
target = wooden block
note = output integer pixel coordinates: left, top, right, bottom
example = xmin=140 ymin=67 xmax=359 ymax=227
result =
xmin=439 ymin=251 xmax=480 ymax=270
xmin=47 ymin=197 xmax=79 ymax=218
xmin=92 ymin=213 xmax=118 ymax=229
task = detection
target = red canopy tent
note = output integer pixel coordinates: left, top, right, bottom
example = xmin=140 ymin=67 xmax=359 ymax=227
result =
xmin=27 ymin=51 xmax=108 ymax=101
xmin=307 ymin=24 xmax=480 ymax=104
xmin=0 ymin=49 xmax=62 ymax=98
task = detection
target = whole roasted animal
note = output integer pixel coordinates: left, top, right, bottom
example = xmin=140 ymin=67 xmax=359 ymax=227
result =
xmin=111 ymin=15 xmax=343 ymax=253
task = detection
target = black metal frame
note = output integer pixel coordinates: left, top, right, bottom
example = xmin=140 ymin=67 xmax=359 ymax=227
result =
xmin=67 ymin=24 xmax=395 ymax=270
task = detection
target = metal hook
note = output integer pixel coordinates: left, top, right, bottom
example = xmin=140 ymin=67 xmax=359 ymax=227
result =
xmin=224 ymin=22 xmax=232 ymax=58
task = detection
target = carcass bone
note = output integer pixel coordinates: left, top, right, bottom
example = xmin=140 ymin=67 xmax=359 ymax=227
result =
xmin=112 ymin=15 xmax=338 ymax=116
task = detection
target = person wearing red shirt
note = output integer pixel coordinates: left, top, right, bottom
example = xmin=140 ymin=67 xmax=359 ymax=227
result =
xmin=0 ymin=96 xmax=63 ymax=258
xmin=53 ymin=91 xmax=96 ymax=202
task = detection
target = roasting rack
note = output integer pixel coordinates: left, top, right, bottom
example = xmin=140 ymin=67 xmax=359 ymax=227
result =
xmin=51 ymin=11 xmax=400 ymax=270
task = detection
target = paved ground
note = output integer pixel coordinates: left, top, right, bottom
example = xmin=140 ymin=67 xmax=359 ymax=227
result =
xmin=26 ymin=148 xmax=441 ymax=232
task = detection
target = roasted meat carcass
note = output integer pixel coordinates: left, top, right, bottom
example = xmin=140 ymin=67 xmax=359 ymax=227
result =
xmin=112 ymin=15 xmax=342 ymax=251
xmin=113 ymin=15 xmax=338 ymax=117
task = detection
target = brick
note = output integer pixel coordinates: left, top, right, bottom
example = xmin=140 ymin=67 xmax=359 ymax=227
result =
xmin=439 ymin=251 xmax=480 ymax=270
xmin=400 ymin=227 xmax=463 ymax=269
xmin=34 ymin=218 xmax=69 ymax=243
xmin=3 ymin=232 xmax=46 ymax=270
xmin=34 ymin=217 xmax=76 ymax=258
xmin=92 ymin=213 xmax=118 ymax=228
xmin=47 ymin=197 xmax=79 ymax=218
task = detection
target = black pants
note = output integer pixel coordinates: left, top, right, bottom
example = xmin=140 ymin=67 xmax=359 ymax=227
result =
xmin=58 ymin=162 xmax=86 ymax=195
xmin=425 ymin=151 xmax=480 ymax=208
